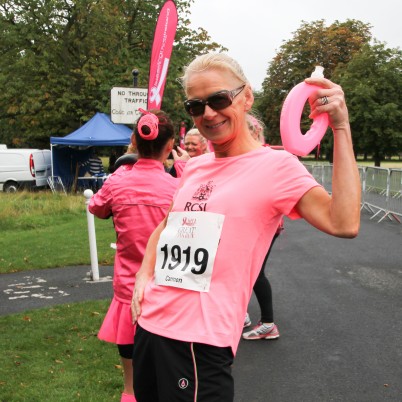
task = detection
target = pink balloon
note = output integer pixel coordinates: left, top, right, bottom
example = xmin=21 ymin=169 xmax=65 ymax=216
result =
xmin=280 ymin=82 xmax=329 ymax=156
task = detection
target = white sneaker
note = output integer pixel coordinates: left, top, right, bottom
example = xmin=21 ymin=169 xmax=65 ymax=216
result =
xmin=243 ymin=312 xmax=252 ymax=328
xmin=242 ymin=322 xmax=280 ymax=340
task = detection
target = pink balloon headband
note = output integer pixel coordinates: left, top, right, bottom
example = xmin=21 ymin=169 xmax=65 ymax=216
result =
xmin=137 ymin=108 xmax=159 ymax=140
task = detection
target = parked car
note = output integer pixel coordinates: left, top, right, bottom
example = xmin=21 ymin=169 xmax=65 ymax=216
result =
xmin=0 ymin=147 xmax=51 ymax=192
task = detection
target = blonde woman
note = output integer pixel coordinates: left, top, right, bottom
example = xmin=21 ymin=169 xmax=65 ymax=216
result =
xmin=131 ymin=53 xmax=360 ymax=401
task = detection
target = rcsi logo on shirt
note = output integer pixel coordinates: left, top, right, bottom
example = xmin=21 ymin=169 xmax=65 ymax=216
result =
xmin=184 ymin=180 xmax=215 ymax=211
xmin=192 ymin=180 xmax=215 ymax=200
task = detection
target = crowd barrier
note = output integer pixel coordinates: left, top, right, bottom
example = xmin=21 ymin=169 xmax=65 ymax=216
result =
xmin=303 ymin=163 xmax=402 ymax=224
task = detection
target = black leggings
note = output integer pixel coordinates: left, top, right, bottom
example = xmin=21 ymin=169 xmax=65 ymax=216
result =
xmin=118 ymin=343 xmax=134 ymax=359
xmin=253 ymin=233 xmax=279 ymax=323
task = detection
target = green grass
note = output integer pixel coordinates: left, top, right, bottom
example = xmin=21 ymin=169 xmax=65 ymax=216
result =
xmin=0 ymin=192 xmax=116 ymax=274
xmin=0 ymin=193 xmax=125 ymax=400
xmin=0 ymin=300 xmax=124 ymax=401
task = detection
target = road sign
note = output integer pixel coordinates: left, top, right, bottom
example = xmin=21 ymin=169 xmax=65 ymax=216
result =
xmin=110 ymin=87 xmax=148 ymax=124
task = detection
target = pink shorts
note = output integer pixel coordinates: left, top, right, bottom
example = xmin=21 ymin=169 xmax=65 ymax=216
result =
xmin=98 ymin=296 xmax=136 ymax=345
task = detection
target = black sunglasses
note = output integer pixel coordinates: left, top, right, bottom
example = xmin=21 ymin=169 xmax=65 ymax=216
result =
xmin=184 ymin=85 xmax=246 ymax=116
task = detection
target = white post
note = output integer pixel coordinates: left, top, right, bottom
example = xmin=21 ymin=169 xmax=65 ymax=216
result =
xmin=84 ymin=189 xmax=99 ymax=281
xmin=50 ymin=144 xmax=54 ymax=178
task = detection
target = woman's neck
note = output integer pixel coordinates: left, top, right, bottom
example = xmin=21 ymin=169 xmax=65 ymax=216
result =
xmin=212 ymin=133 xmax=262 ymax=158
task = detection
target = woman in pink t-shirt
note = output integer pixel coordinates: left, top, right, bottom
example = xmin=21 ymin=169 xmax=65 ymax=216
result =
xmin=131 ymin=53 xmax=361 ymax=402
xmin=89 ymin=110 xmax=181 ymax=402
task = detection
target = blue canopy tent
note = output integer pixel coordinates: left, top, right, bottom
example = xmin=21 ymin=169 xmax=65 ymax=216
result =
xmin=50 ymin=113 xmax=132 ymax=191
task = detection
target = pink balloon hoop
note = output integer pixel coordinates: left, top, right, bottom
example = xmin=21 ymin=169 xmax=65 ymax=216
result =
xmin=280 ymin=83 xmax=329 ymax=156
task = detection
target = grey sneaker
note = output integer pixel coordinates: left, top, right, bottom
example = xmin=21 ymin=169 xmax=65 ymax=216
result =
xmin=242 ymin=322 xmax=280 ymax=340
xmin=243 ymin=312 xmax=252 ymax=328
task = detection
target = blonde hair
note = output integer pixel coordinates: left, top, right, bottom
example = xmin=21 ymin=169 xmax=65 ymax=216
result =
xmin=185 ymin=128 xmax=207 ymax=143
xmin=184 ymin=128 xmax=209 ymax=153
xmin=181 ymin=53 xmax=249 ymax=95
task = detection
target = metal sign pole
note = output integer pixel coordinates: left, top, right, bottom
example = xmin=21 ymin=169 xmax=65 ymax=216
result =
xmin=132 ymin=69 xmax=139 ymax=88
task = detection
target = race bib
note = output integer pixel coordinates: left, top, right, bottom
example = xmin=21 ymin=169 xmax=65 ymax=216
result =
xmin=154 ymin=211 xmax=225 ymax=292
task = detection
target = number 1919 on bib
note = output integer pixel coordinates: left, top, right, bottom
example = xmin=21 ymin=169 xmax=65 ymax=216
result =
xmin=159 ymin=244 xmax=209 ymax=275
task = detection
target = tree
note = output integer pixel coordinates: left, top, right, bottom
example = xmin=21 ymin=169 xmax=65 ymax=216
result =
xmin=257 ymin=19 xmax=372 ymax=147
xmin=0 ymin=0 xmax=223 ymax=148
xmin=333 ymin=42 xmax=402 ymax=166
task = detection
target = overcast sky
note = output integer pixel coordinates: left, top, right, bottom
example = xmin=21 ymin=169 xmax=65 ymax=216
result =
xmin=188 ymin=0 xmax=401 ymax=91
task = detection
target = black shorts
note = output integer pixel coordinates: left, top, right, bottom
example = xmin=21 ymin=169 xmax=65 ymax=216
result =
xmin=117 ymin=343 xmax=133 ymax=359
xmin=133 ymin=325 xmax=234 ymax=402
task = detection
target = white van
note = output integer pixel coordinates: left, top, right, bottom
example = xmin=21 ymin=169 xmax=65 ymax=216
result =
xmin=0 ymin=147 xmax=52 ymax=192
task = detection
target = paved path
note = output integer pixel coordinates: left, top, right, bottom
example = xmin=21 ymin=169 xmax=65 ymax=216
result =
xmin=234 ymin=212 xmax=402 ymax=402
xmin=0 ymin=265 xmax=113 ymax=315
xmin=1 ymin=212 xmax=401 ymax=401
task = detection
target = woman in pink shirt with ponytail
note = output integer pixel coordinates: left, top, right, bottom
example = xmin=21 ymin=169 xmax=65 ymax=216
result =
xmin=89 ymin=109 xmax=183 ymax=402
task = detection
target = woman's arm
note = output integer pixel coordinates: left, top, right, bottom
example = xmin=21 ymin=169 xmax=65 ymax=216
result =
xmin=171 ymin=146 xmax=190 ymax=178
xmin=296 ymin=78 xmax=361 ymax=238
xmin=88 ymin=183 xmax=113 ymax=219
xmin=131 ymin=209 xmax=170 ymax=323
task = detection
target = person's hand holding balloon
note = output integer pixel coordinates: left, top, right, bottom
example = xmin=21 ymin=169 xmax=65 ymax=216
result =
xmin=305 ymin=76 xmax=350 ymax=133
xmin=280 ymin=66 xmax=351 ymax=156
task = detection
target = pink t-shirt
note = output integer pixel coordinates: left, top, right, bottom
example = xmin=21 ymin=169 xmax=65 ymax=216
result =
xmin=138 ymin=147 xmax=320 ymax=354
xmin=89 ymin=159 xmax=179 ymax=303
xmin=173 ymin=160 xmax=186 ymax=178
xmin=112 ymin=163 xmax=135 ymax=176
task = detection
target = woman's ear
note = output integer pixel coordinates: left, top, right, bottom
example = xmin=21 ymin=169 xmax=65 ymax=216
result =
xmin=130 ymin=133 xmax=136 ymax=147
xmin=166 ymin=138 xmax=174 ymax=154
xmin=244 ymin=86 xmax=254 ymax=112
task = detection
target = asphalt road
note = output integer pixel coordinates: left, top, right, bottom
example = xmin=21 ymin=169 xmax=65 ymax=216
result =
xmin=0 ymin=265 xmax=114 ymax=315
xmin=1 ymin=211 xmax=401 ymax=401
xmin=234 ymin=212 xmax=402 ymax=402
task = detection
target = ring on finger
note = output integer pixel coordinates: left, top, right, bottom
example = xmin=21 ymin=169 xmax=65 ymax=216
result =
xmin=320 ymin=96 xmax=329 ymax=106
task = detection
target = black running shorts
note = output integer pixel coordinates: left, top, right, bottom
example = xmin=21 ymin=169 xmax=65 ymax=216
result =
xmin=133 ymin=325 xmax=234 ymax=402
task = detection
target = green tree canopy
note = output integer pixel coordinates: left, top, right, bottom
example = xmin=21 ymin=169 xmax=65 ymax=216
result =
xmin=0 ymin=0 xmax=223 ymax=148
xmin=333 ymin=42 xmax=402 ymax=166
xmin=256 ymin=19 xmax=372 ymax=146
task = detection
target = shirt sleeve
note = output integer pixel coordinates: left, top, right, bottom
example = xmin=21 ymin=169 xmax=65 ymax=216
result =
xmin=173 ymin=160 xmax=187 ymax=178
xmin=271 ymin=152 xmax=321 ymax=220
xmin=88 ymin=181 xmax=113 ymax=219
